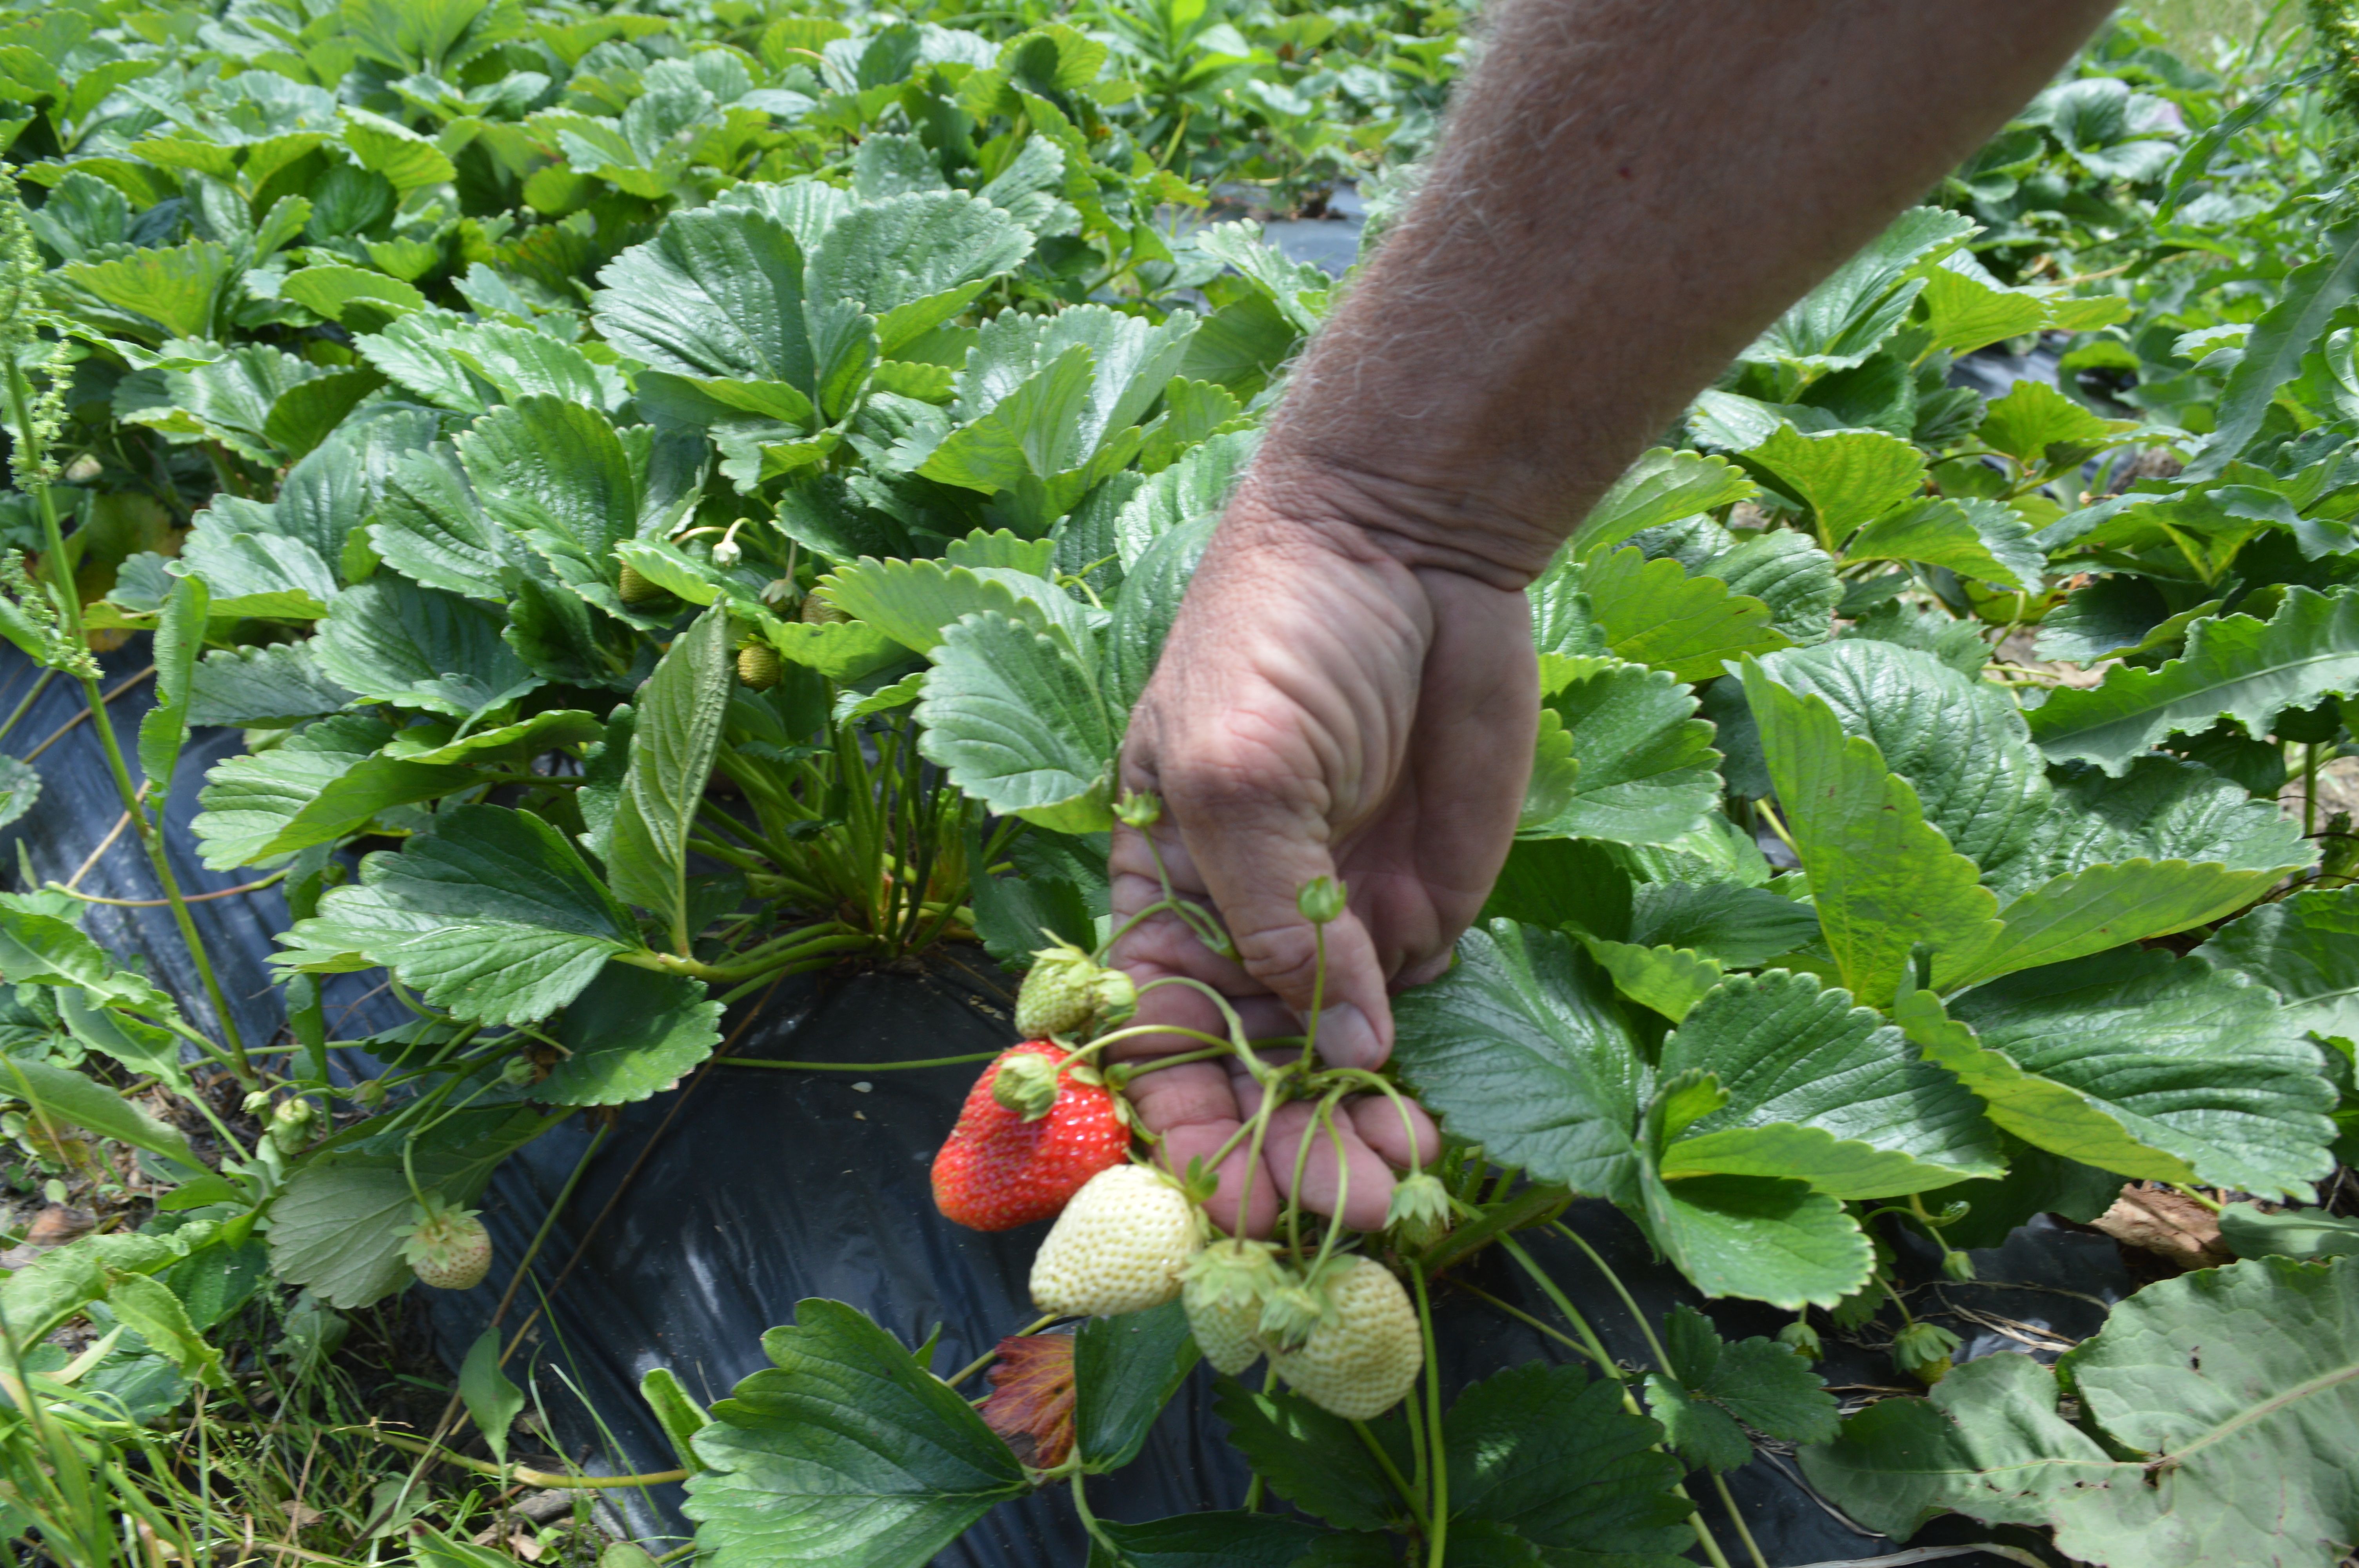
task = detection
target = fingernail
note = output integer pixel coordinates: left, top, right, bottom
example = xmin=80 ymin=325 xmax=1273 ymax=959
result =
xmin=1314 ymin=1004 xmax=1383 ymax=1068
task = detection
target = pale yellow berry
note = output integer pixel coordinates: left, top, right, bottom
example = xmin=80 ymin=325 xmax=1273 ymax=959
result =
xmin=1030 ymin=1165 xmax=1198 ymax=1317
xmin=1269 ymin=1257 xmax=1422 ymax=1420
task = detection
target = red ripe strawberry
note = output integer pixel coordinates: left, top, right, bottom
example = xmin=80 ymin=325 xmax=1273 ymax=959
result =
xmin=932 ymin=1041 xmax=1129 ymax=1232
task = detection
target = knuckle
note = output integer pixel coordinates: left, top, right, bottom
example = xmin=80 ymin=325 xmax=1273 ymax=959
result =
xmin=1230 ymin=921 xmax=1323 ymax=1001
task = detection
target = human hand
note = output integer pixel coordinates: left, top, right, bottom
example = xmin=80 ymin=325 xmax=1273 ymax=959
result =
xmin=1107 ymin=474 xmax=1539 ymax=1236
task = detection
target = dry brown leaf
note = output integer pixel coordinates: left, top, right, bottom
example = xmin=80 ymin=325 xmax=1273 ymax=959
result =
xmin=0 ymin=1206 xmax=96 ymax=1269
xmin=2091 ymin=1184 xmax=2231 ymax=1270
xmin=978 ymin=1332 xmax=1076 ymax=1468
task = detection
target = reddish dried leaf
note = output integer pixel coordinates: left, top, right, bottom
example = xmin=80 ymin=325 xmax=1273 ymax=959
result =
xmin=978 ymin=1332 xmax=1075 ymax=1468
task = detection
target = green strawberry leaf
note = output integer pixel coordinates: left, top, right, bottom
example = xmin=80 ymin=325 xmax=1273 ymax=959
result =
xmin=1936 ymin=948 xmax=2337 ymax=1199
xmin=135 ymin=574 xmax=207 ymax=797
xmin=1658 ymin=970 xmax=2004 ymax=1198
xmin=1210 ymin=1380 xmax=1411 ymax=1533
xmin=1628 ymin=882 xmax=1819 ymax=967
xmin=820 ymin=556 xmax=1100 ymax=657
xmin=1738 ymin=425 xmax=1927 ymax=540
xmin=1582 ymin=548 xmax=1791 ymax=682
xmin=2027 ymin=588 xmax=2359 ymax=774
xmin=1634 ymin=1165 xmax=1872 ymax=1310
xmin=456 ymin=396 xmax=698 ymax=628
xmin=1573 ymin=447 xmax=1759 ymax=565
xmin=1844 ymin=496 xmax=2044 ymax=592
xmin=1659 ymin=1303 xmax=1839 ymax=1445
xmin=539 ymin=963 xmax=723 ymax=1106
xmin=193 ymin=715 xmax=473 ymax=871
xmin=1443 ymin=1361 xmax=1693 ymax=1556
xmin=1518 ymin=661 xmax=1722 ymax=846
xmin=2184 ymin=215 xmax=2359 ymax=481
xmin=683 ymin=1300 xmax=1029 ymax=1568
xmin=1391 ymin=922 xmax=1647 ymax=1204
xmin=1741 ymin=654 xmax=2002 ymax=1002
xmin=0 ymin=1054 xmax=198 ymax=1172
xmin=916 ymin=611 xmax=1117 ymax=833
xmin=278 ymin=805 xmax=642 ymax=1026
xmin=1576 ymin=937 xmax=1724 ymax=1025
xmin=1796 ymin=1345 xmax=2122 ymax=1539
xmin=2197 ymin=886 xmax=2359 ymax=1044
xmin=610 ymin=609 xmax=732 ymax=953
xmin=1072 ymin=1300 xmax=1199 ymax=1473
xmin=1743 ymin=206 xmax=1976 ymax=371
xmin=1805 ymin=1256 xmax=2359 ymax=1568
xmin=313 ymin=577 xmax=542 ymax=720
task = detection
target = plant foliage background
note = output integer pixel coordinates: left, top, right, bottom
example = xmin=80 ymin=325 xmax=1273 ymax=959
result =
xmin=2 ymin=0 xmax=2359 ymax=1564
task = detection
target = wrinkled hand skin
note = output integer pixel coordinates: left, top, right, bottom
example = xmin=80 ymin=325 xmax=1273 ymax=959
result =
xmin=1108 ymin=471 xmax=1536 ymax=1235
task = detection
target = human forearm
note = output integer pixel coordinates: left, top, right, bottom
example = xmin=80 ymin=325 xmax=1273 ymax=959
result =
xmin=1246 ymin=0 xmax=2116 ymax=587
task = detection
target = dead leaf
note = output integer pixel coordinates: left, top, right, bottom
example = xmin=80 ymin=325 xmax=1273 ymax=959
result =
xmin=0 ymin=1206 xmax=96 ymax=1269
xmin=978 ymin=1332 xmax=1076 ymax=1469
xmin=2092 ymin=1184 xmax=2231 ymax=1271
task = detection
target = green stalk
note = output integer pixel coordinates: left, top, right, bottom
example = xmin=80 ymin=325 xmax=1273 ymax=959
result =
xmin=0 ymin=664 xmax=51 ymax=747
xmin=2306 ymin=740 xmax=2322 ymax=838
xmin=1710 ymin=1470 xmax=1772 ymax=1568
xmin=1521 ymin=1228 xmax=1737 ymax=1568
xmin=10 ymin=363 xmax=249 ymax=1077
xmin=720 ymin=1051 xmax=998 ymax=1072
xmin=1353 ymin=1418 xmax=1429 ymax=1535
xmin=1548 ymin=1221 xmax=1674 ymax=1366
xmin=1410 ymin=1265 xmax=1447 ymax=1568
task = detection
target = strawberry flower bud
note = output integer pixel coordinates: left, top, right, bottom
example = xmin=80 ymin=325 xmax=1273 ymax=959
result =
xmin=268 ymin=1097 xmax=318 ymax=1154
xmin=1296 ymin=875 xmax=1347 ymax=925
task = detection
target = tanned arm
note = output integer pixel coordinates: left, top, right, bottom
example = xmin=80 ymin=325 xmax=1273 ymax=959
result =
xmin=1113 ymin=0 xmax=2119 ymax=1233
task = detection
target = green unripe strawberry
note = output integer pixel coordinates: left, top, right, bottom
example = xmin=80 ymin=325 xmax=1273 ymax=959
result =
xmin=800 ymin=592 xmax=848 ymax=624
xmin=1892 ymin=1321 xmax=1961 ymax=1385
xmin=1777 ymin=1320 xmax=1823 ymax=1361
xmin=1016 ymin=940 xmax=1136 ymax=1041
xmin=1182 ymin=1238 xmax=1283 ymax=1375
xmin=1384 ymin=1171 xmax=1452 ymax=1250
xmin=618 ymin=562 xmax=662 ymax=605
xmin=398 ymin=1196 xmax=492 ymax=1291
xmin=738 ymin=642 xmax=782 ymax=690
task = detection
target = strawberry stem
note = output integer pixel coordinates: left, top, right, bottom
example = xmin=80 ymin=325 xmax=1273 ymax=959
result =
xmin=719 ymin=1051 xmax=999 ymax=1072
xmin=1411 ymin=1264 xmax=1447 ymax=1568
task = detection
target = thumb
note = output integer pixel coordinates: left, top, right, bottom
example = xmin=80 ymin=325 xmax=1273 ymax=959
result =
xmin=1168 ymin=796 xmax=1393 ymax=1069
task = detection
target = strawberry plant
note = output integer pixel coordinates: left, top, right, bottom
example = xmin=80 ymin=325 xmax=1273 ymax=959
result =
xmin=1 ymin=2 xmax=2358 ymax=1566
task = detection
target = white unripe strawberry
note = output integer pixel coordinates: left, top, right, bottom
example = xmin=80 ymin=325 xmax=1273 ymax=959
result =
xmin=1269 ymin=1256 xmax=1423 ymax=1420
xmin=1030 ymin=1164 xmax=1199 ymax=1317
xmin=1182 ymin=1238 xmax=1282 ymax=1375
xmin=399 ymin=1197 xmax=492 ymax=1291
